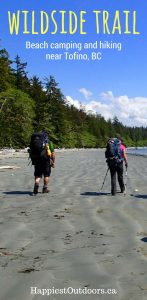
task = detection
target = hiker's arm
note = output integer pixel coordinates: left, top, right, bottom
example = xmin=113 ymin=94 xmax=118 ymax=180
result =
xmin=49 ymin=141 xmax=55 ymax=167
xmin=51 ymin=151 xmax=55 ymax=168
xmin=123 ymin=149 xmax=128 ymax=168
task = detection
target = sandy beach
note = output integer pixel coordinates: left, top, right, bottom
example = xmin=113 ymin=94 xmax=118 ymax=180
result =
xmin=0 ymin=149 xmax=147 ymax=300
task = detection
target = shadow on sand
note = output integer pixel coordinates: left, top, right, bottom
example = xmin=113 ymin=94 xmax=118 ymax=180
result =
xmin=141 ymin=237 xmax=147 ymax=243
xmin=131 ymin=194 xmax=147 ymax=200
xmin=3 ymin=191 xmax=32 ymax=196
xmin=80 ymin=192 xmax=111 ymax=196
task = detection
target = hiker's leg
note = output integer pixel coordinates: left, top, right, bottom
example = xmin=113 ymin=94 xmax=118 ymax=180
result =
xmin=42 ymin=176 xmax=50 ymax=193
xmin=35 ymin=176 xmax=41 ymax=185
xmin=44 ymin=176 xmax=49 ymax=187
xmin=110 ymin=166 xmax=117 ymax=195
xmin=42 ymin=160 xmax=51 ymax=193
xmin=117 ymin=163 xmax=125 ymax=192
xmin=33 ymin=176 xmax=41 ymax=194
xmin=33 ymin=161 xmax=42 ymax=194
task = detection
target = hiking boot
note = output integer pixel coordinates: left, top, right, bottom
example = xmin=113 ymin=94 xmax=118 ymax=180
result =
xmin=111 ymin=188 xmax=116 ymax=196
xmin=121 ymin=186 xmax=125 ymax=193
xmin=33 ymin=184 xmax=39 ymax=195
xmin=42 ymin=186 xmax=50 ymax=193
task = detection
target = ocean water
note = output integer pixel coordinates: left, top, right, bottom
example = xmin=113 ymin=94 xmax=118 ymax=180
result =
xmin=126 ymin=147 xmax=147 ymax=156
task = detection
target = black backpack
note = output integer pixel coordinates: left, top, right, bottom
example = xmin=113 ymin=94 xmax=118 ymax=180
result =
xmin=105 ymin=138 xmax=122 ymax=166
xmin=29 ymin=132 xmax=48 ymax=164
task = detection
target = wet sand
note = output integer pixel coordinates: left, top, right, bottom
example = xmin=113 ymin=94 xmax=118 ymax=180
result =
xmin=0 ymin=149 xmax=147 ymax=300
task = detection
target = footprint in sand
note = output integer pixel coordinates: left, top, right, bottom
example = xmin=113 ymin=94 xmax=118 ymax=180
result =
xmin=54 ymin=214 xmax=65 ymax=220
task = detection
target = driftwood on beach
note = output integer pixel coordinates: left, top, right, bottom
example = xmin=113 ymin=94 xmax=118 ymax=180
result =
xmin=0 ymin=166 xmax=20 ymax=170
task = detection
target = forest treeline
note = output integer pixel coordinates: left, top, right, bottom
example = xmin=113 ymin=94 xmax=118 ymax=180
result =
xmin=0 ymin=47 xmax=147 ymax=149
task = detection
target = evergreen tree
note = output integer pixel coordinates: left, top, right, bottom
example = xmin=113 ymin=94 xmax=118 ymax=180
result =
xmin=13 ymin=55 xmax=30 ymax=92
xmin=0 ymin=88 xmax=34 ymax=147
xmin=44 ymin=76 xmax=69 ymax=146
xmin=29 ymin=76 xmax=53 ymax=132
xmin=0 ymin=48 xmax=14 ymax=92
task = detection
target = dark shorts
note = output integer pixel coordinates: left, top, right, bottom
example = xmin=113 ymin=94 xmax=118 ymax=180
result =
xmin=34 ymin=159 xmax=51 ymax=177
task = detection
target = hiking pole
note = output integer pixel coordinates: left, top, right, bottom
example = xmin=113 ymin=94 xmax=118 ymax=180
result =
xmin=99 ymin=167 xmax=109 ymax=193
xmin=28 ymin=159 xmax=32 ymax=166
xmin=27 ymin=148 xmax=32 ymax=166
xmin=124 ymin=166 xmax=128 ymax=196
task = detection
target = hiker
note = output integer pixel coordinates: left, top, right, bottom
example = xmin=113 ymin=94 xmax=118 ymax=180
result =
xmin=105 ymin=136 xmax=128 ymax=196
xmin=29 ymin=131 xmax=55 ymax=195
